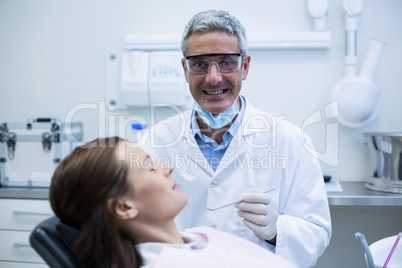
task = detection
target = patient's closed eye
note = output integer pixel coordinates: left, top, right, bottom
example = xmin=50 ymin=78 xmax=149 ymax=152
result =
xmin=142 ymin=156 xmax=156 ymax=172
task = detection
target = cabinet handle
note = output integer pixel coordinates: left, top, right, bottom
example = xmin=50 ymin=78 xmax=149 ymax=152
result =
xmin=13 ymin=211 xmax=53 ymax=217
xmin=13 ymin=243 xmax=32 ymax=249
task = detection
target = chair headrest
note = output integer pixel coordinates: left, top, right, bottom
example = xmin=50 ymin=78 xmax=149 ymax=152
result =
xmin=56 ymin=221 xmax=82 ymax=248
xmin=29 ymin=216 xmax=81 ymax=268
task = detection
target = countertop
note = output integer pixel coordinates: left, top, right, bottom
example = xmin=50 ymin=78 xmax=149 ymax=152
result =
xmin=327 ymin=181 xmax=402 ymax=206
xmin=1 ymin=182 xmax=402 ymax=206
xmin=0 ymin=187 xmax=49 ymax=200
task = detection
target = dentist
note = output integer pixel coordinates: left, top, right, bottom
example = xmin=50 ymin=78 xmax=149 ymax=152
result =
xmin=143 ymin=10 xmax=331 ymax=268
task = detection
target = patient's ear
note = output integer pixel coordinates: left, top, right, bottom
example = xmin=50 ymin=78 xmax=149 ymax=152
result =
xmin=107 ymin=198 xmax=138 ymax=220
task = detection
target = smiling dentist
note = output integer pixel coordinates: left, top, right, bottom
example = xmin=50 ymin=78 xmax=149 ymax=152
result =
xmin=143 ymin=9 xmax=331 ymax=268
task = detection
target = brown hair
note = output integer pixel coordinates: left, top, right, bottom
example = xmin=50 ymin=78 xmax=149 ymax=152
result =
xmin=49 ymin=137 xmax=142 ymax=268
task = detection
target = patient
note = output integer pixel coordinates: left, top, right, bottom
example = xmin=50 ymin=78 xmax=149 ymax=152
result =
xmin=49 ymin=137 xmax=295 ymax=268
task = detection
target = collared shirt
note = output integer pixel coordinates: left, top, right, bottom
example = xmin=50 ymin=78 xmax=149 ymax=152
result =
xmin=191 ymin=96 xmax=246 ymax=171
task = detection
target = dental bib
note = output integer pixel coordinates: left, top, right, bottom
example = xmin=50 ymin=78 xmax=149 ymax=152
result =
xmin=193 ymin=98 xmax=240 ymax=129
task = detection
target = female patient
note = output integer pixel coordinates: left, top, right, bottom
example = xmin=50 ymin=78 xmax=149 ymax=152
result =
xmin=49 ymin=137 xmax=294 ymax=268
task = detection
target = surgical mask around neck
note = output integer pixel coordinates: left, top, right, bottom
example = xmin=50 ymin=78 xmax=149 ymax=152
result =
xmin=193 ymin=98 xmax=240 ymax=129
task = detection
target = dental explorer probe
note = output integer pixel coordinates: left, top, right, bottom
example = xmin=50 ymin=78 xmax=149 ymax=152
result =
xmin=206 ymin=187 xmax=276 ymax=211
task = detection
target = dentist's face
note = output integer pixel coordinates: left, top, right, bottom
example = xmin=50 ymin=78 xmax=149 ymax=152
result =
xmin=182 ymin=31 xmax=250 ymax=114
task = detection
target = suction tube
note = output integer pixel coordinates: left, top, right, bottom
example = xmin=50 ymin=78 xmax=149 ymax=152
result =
xmin=355 ymin=232 xmax=374 ymax=268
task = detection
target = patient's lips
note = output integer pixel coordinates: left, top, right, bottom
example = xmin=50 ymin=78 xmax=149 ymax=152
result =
xmin=172 ymin=183 xmax=181 ymax=190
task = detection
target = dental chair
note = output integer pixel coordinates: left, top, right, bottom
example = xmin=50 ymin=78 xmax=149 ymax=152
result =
xmin=29 ymin=216 xmax=81 ymax=268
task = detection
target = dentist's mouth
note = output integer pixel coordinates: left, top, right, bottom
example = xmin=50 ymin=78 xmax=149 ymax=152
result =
xmin=203 ymin=89 xmax=228 ymax=95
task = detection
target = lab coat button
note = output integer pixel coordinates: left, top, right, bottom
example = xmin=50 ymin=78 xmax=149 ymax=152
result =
xmin=211 ymin=180 xmax=219 ymax=187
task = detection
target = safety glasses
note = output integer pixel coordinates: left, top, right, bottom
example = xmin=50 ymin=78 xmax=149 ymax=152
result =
xmin=184 ymin=53 xmax=244 ymax=75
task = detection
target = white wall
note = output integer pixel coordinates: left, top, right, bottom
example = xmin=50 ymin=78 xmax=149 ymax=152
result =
xmin=1 ymin=0 xmax=401 ymax=181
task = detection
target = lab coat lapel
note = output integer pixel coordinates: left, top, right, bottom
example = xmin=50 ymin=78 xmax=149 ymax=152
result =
xmin=214 ymin=129 xmax=251 ymax=176
xmin=182 ymin=116 xmax=215 ymax=177
xmin=214 ymin=99 xmax=258 ymax=176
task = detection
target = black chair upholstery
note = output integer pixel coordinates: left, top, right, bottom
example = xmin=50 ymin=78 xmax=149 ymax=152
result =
xmin=29 ymin=216 xmax=81 ymax=268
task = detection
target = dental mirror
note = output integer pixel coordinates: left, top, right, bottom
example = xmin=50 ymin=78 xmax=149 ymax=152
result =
xmin=206 ymin=187 xmax=276 ymax=211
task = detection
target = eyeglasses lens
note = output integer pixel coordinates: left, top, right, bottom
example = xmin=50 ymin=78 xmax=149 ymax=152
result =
xmin=187 ymin=54 xmax=241 ymax=75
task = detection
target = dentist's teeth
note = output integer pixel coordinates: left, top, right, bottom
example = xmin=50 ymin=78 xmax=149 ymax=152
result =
xmin=206 ymin=90 xmax=224 ymax=95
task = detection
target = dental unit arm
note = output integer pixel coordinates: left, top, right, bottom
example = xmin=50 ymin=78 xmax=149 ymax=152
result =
xmin=329 ymin=0 xmax=386 ymax=128
xmin=343 ymin=0 xmax=363 ymax=78
xmin=307 ymin=0 xmax=329 ymax=31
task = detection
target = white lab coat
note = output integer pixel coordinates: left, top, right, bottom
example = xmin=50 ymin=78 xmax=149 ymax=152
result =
xmin=143 ymin=98 xmax=331 ymax=268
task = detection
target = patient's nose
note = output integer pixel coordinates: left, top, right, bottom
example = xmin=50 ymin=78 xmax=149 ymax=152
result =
xmin=163 ymin=163 xmax=173 ymax=177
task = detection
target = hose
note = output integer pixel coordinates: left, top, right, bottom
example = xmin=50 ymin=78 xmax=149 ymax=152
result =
xmin=355 ymin=232 xmax=374 ymax=268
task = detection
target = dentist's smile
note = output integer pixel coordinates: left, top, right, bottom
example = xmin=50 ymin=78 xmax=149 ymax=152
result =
xmin=204 ymin=89 xmax=226 ymax=95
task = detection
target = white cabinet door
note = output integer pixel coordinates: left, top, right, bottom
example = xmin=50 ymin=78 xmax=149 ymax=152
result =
xmin=0 ymin=199 xmax=53 ymax=231
xmin=0 ymin=230 xmax=45 ymax=263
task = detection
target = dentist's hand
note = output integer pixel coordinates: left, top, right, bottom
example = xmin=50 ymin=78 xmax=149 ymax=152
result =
xmin=235 ymin=191 xmax=278 ymax=242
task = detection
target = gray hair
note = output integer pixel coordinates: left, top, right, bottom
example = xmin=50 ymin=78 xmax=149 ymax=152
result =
xmin=181 ymin=10 xmax=247 ymax=56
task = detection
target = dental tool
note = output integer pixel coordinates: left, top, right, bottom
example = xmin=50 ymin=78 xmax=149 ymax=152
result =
xmin=206 ymin=187 xmax=276 ymax=211
xmin=355 ymin=232 xmax=374 ymax=268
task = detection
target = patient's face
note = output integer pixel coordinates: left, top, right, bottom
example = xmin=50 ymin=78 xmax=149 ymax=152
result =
xmin=119 ymin=142 xmax=188 ymax=223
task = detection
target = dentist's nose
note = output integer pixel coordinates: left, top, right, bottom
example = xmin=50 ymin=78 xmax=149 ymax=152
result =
xmin=205 ymin=63 xmax=222 ymax=85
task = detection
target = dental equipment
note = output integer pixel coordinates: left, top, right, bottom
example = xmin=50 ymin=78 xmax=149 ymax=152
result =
xmin=206 ymin=188 xmax=276 ymax=211
xmin=307 ymin=0 xmax=329 ymax=31
xmin=330 ymin=39 xmax=386 ymax=128
xmin=355 ymin=232 xmax=375 ymax=268
xmin=330 ymin=0 xmax=386 ymax=128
